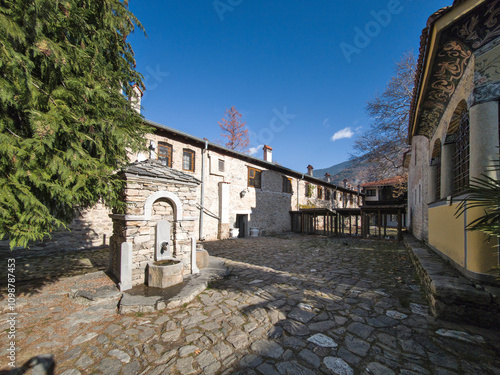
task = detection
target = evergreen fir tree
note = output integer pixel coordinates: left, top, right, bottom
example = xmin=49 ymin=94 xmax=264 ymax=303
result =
xmin=0 ymin=0 xmax=148 ymax=248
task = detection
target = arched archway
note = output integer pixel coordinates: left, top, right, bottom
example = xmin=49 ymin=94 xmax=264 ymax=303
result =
xmin=143 ymin=190 xmax=184 ymax=222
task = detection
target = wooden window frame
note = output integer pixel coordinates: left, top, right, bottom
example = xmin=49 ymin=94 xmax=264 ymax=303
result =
xmin=158 ymin=142 xmax=173 ymax=167
xmin=305 ymin=183 xmax=313 ymax=198
xmin=317 ymin=186 xmax=323 ymax=200
xmin=366 ymin=189 xmax=376 ymax=196
xmin=325 ymin=189 xmax=331 ymax=201
xmin=182 ymin=149 xmax=195 ymax=172
xmin=282 ymin=176 xmax=292 ymax=194
xmin=248 ymin=167 xmax=262 ymax=188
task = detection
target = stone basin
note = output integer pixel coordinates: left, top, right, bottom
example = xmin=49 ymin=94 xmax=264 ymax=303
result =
xmin=148 ymin=259 xmax=184 ymax=288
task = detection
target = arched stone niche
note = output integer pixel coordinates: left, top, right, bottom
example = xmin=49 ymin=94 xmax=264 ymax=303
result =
xmin=108 ymin=161 xmax=201 ymax=289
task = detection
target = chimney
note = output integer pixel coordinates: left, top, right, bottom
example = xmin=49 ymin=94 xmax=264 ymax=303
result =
xmin=263 ymin=145 xmax=273 ymax=163
xmin=343 ymin=178 xmax=348 ymax=188
xmin=130 ymin=84 xmax=144 ymax=114
xmin=307 ymin=165 xmax=314 ymax=177
xmin=324 ymin=173 xmax=331 ymax=183
xmin=357 ymin=184 xmax=361 ymax=193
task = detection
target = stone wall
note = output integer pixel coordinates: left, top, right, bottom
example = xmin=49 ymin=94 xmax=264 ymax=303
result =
xmin=0 ymin=203 xmax=112 ymax=252
xmin=132 ymin=133 xmax=360 ymax=240
xmin=407 ymin=135 xmax=430 ymax=241
xmin=110 ymin=175 xmax=200 ymax=286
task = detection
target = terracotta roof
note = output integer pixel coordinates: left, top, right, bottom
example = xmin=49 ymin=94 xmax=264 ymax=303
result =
xmin=361 ymin=176 xmax=406 ymax=188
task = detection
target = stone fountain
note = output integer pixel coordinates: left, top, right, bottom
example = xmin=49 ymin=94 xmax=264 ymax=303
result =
xmin=147 ymin=220 xmax=185 ymax=288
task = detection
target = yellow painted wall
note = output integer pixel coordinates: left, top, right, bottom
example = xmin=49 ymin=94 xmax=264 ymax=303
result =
xmin=429 ymin=203 xmax=465 ymax=268
xmin=465 ymin=206 xmax=499 ymax=274
xmin=429 ymin=203 xmax=499 ymax=275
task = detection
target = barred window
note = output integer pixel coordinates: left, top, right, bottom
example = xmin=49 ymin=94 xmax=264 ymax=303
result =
xmin=318 ymin=187 xmax=323 ymax=200
xmin=158 ymin=142 xmax=172 ymax=167
xmin=453 ymin=109 xmax=469 ymax=194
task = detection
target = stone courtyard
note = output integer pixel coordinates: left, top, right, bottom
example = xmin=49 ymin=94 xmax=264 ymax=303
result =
xmin=1 ymin=235 xmax=500 ymax=374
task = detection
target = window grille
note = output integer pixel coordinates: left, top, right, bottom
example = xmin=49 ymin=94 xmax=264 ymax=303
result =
xmin=453 ymin=109 xmax=469 ymax=194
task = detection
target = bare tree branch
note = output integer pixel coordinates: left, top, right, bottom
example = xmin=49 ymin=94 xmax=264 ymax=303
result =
xmin=352 ymin=51 xmax=415 ymax=184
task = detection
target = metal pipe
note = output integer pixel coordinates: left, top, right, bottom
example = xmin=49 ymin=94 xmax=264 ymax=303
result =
xmin=199 ymin=141 xmax=208 ymax=240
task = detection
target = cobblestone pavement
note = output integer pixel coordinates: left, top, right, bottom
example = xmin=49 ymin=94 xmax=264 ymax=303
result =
xmin=1 ymin=235 xmax=500 ymax=374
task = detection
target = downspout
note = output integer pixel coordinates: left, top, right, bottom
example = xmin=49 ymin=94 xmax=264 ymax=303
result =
xmin=199 ymin=141 xmax=208 ymax=240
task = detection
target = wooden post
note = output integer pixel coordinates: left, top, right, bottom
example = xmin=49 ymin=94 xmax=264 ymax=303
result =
xmin=378 ymin=210 xmax=381 ymax=239
xmin=383 ymin=214 xmax=387 ymax=238
xmin=397 ymin=209 xmax=403 ymax=241
xmin=349 ymin=214 xmax=352 ymax=235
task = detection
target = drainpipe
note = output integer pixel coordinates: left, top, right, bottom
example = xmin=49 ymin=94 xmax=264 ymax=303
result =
xmin=199 ymin=141 xmax=208 ymax=240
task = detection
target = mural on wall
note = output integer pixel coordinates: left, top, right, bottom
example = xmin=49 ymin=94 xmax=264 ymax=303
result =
xmin=414 ymin=0 xmax=500 ymax=139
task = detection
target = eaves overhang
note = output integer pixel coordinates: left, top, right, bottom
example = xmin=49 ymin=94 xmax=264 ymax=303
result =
xmin=409 ymin=0 xmax=498 ymax=143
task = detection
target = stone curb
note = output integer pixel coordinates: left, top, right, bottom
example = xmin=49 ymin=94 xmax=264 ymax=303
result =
xmin=403 ymin=234 xmax=500 ymax=327
xmin=118 ymin=257 xmax=228 ymax=314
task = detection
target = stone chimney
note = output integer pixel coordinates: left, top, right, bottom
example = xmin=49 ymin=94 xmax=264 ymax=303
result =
xmin=343 ymin=178 xmax=348 ymax=188
xmin=263 ymin=145 xmax=273 ymax=163
xmin=307 ymin=165 xmax=314 ymax=177
xmin=324 ymin=173 xmax=331 ymax=183
xmin=130 ymin=84 xmax=144 ymax=114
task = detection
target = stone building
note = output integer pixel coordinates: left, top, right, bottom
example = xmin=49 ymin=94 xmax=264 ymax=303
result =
xmin=407 ymin=0 xmax=500 ymax=283
xmin=130 ymin=119 xmax=361 ymax=242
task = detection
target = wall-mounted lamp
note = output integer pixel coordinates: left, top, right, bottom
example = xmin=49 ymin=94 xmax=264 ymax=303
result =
xmin=240 ymin=190 xmax=247 ymax=198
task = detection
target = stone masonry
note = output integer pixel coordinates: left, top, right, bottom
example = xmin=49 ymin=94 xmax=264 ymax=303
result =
xmin=109 ymin=161 xmax=201 ymax=286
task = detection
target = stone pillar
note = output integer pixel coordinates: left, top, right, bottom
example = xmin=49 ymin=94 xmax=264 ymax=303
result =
xmin=469 ymin=101 xmax=499 ymax=180
xmin=191 ymin=237 xmax=200 ymax=275
xmin=441 ymin=141 xmax=455 ymax=199
xmin=428 ymin=163 xmax=438 ymax=203
xmin=119 ymin=242 xmax=133 ymax=291
xmin=218 ymin=182 xmax=230 ymax=239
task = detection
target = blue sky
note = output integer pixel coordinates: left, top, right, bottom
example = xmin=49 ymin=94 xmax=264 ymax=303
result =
xmin=128 ymin=0 xmax=451 ymax=172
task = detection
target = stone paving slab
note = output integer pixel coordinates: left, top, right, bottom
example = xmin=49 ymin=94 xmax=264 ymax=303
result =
xmin=1 ymin=234 xmax=499 ymax=374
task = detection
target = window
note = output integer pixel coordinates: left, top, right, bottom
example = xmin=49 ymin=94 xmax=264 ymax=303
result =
xmin=305 ymin=183 xmax=313 ymax=198
xmin=248 ymin=167 xmax=262 ymax=188
xmin=158 ymin=142 xmax=172 ymax=167
xmin=453 ymin=108 xmax=469 ymax=194
xmin=333 ymin=191 xmax=337 ymax=200
xmin=366 ymin=189 xmax=376 ymax=196
xmin=183 ymin=149 xmax=195 ymax=172
xmin=326 ymin=189 xmax=331 ymax=200
xmin=282 ymin=176 xmax=292 ymax=194
xmin=218 ymin=159 xmax=225 ymax=173
xmin=317 ymin=187 xmax=323 ymax=200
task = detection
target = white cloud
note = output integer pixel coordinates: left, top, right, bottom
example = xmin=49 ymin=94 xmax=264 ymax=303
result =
xmin=249 ymin=144 xmax=264 ymax=155
xmin=323 ymin=118 xmax=329 ymax=127
xmin=330 ymin=127 xmax=354 ymax=142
